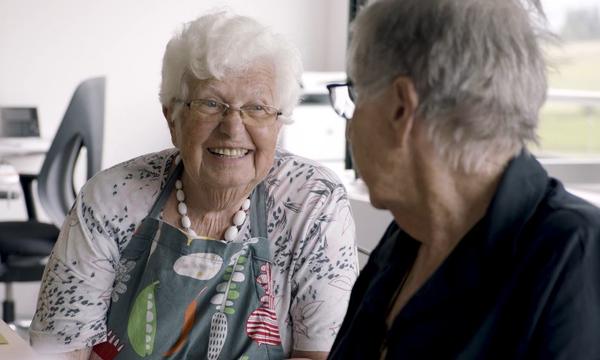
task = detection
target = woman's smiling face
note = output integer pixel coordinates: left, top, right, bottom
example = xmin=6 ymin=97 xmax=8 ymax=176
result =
xmin=167 ymin=64 xmax=282 ymax=191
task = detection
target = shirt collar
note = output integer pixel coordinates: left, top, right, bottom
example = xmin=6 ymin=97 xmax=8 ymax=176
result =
xmin=392 ymin=150 xmax=551 ymax=319
xmin=477 ymin=149 xmax=549 ymax=256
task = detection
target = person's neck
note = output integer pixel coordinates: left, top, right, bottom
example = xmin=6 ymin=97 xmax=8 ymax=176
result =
xmin=180 ymin=173 xmax=254 ymax=239
xmin=389 ymin=148 xmax=509 ymax=256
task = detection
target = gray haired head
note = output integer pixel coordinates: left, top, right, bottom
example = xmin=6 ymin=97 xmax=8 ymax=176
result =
xmin=348 ymin=0 xmax=551 ymax=173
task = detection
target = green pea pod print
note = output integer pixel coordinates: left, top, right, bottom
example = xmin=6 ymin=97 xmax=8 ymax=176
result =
xmin=128 ymin=280 xmax=159 ymax=357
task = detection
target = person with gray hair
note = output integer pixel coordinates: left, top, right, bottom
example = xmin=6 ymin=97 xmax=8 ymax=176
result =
xmin=29 ymin=11 xmax=357 ymax=360
xmin=327 ymin=0 xmax=600 ymax=358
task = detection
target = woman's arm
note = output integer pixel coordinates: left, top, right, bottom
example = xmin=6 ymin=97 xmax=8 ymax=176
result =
xmin=29 ymin=197 xmax=120 ymax=354
xmin=285 ymin=168 xmax=359 ymax=355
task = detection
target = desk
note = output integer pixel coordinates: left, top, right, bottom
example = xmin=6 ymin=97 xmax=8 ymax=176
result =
xmin=0 ymin=320 xmax=38 ymax=359
xmin=0 ymin=138 xmax=50 ymax=157
xmin=0 ymin=138 xmax=50 ymax=172
xmin=0 ymin=163 xmax=20 ymax=200
xmin=0 ymin=138 xmax=50 ymax=200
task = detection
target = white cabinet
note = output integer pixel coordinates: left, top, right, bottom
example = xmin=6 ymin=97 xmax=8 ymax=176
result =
xmin=280 ymin=104 xmax=347 ymax=165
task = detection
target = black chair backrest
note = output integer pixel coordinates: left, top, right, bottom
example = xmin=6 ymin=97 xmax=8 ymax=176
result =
xmin=37 ymin=77 xmax=105 ymax=226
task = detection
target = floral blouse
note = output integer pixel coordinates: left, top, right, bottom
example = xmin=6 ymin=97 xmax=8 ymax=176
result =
xmin=29 ymin=148 xmax=359 ymax=356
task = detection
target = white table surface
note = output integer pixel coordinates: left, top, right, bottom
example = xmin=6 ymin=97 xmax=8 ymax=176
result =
xmin=0 ymin=138 xmax=50 ymax=157
xmin=0 ymin=320 xmax=38 ymax=359
xmin=0 ymin=138 xmax=49 ymax=175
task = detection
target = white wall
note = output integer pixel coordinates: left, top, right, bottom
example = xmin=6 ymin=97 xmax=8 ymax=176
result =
xmin=0 ymin=0 xmax=349 ymax=169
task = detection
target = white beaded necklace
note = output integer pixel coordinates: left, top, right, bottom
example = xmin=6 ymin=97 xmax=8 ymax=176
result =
xmin=174 ymin=157 xmax=251 ymax=242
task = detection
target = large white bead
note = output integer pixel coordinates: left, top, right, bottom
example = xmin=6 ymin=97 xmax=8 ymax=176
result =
xmin=233 ymin=210 xmax=246 ymax=226
xmin=175 ymin=154 xmax=181 ymax=164
xmin=181 ymin=215 xmax=191 ymax=229
xmin=177 ymin=202 xmax=187 ymax=215
xmin=224 ymin=226 xmax=239 ymax=241
xmin=175 ymin=180 xmax=183 ymax=190
xmin=176 ymin=189 xmax=185 ymax=202
xmin=189 ymin=229 xmax=197 ymax=237
xmin=242 ymin=198 xmax=251 ymax=211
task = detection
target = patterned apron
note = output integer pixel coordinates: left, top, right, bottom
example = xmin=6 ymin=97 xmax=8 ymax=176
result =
xmin=90 ymin=163 xmax=284 ymax=360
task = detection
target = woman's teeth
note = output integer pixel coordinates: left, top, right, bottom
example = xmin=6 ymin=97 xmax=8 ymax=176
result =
xmin=209 ymin=148 xmax=249 ymax=157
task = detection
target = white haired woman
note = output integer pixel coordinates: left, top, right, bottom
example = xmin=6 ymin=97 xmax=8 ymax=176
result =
xmin=327 ymin=0 xmax=600 ymax=358
xmin=30 ymin=12 xmax=358 ymax=360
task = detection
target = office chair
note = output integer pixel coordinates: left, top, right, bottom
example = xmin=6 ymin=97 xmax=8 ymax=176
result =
xmin=0 ymin=77 xmax=105 ymax=323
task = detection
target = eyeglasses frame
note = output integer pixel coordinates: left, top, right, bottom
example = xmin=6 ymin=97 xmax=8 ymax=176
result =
xmin=326 ymin=81 xmax=357 ymax=120
xmin=174 ymin=98 xmax=283 ymax=126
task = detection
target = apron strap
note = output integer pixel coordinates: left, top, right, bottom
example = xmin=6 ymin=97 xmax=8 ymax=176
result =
xmin=250 ymin=182 xmax=268 ymax=239
xmin=148 ymin=160 xmax=183 ymax=219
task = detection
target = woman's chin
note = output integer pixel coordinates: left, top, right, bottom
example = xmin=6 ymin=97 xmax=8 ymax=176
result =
xmin=201 ymin=169 xmax=255 ymax=190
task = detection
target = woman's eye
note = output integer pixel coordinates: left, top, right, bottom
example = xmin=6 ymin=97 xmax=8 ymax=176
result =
xmin=205 ymin=100 xmax=219 ymax=108
xmin=247 ymin=104 xmax=264 ymax=111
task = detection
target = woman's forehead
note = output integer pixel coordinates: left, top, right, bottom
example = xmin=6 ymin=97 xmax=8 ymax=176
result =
xmin=200 ymin=79 xmax=271 ymax=96
xmin=192 ymin=65 xmax=276 ymax=99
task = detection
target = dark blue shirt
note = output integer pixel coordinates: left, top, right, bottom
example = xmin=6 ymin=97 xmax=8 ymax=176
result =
xmin=330 ymin=152 xmax=600 ymax=359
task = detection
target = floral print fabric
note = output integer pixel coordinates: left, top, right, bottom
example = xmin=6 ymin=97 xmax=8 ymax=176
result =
xmin=29 ymin=148 xmax=358 ymax=355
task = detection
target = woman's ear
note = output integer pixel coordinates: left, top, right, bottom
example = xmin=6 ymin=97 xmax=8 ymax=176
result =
xmin=163 ymin=105 xmax=178 ymax=147
xmin=389 ymin=76 xmax=419 ymax=147
xmin=163 ymin=105 xmax=173 ymax=126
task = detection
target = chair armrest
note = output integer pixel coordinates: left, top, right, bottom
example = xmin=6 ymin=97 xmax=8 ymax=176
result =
xmin=19 ymin=173 xmax=38 ymax=221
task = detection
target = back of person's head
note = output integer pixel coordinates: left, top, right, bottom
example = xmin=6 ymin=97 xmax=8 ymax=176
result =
xmin=349 ymin=0 xmax=551 ymax=173
xmin=160 ymin=10 xmax=303 ymax=122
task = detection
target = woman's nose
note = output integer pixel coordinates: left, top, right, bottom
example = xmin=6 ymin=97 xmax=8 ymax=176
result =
xmin=219 ymin=108 xmax=246 ymax=135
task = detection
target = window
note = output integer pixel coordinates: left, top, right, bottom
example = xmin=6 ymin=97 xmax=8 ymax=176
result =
xmin=537 ymin=0 xmax=600 ymax=158
xmin=536 ymin=0 xmax=600 ymax=203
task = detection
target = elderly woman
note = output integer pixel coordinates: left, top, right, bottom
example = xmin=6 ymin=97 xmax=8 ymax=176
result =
xmin=327 ymin=0 xmax=600 ymax=359
xmin=29 ymin=12 xmax=357 ymax=360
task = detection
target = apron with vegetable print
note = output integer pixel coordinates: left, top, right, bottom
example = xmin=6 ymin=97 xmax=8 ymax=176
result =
xmin=91 ymin=162 xmax=284 ymax=360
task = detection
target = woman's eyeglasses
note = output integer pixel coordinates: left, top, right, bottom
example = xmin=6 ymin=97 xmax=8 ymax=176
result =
xmin=175 ymin=99 xmax=282 ymax=127
xmin=326 ymin=82 xmax=356 ymax=120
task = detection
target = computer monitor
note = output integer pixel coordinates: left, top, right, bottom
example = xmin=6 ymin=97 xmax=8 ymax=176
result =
xmin=0 ymin=107 xmax=40 ymax=137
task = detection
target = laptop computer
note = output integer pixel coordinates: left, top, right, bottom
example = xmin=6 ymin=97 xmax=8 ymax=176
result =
xmin=0 ymin=107 xmax=50 ymax=154
xmin=0 ymin=107 xmax=40 ymax=138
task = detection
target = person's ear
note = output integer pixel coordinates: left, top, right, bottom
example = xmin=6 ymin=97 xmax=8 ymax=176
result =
xmin=163 ymin=105 xmax=178 ymax=147
xmin=389 ymin=76 xmax=419 ymax=147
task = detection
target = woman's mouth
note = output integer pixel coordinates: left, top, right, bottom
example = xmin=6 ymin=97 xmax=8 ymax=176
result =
xmin=207 ymin=147 xmax=250 ymax=158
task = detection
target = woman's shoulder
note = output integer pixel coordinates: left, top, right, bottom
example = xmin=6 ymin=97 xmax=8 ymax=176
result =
xmin=81 ymin=148 xmax=177 ymax=201
xmin=267 ymin=148 xmax=346 ymax=197
xmin=263 ymin=149 xmax=353 ymax=242
xmin=525 ymin=180 xmax=600 ymax=252
xmin=506 ymin=180 xmax=600 ymax=287
xmin=77 ymin=149 xmax=177 ymax=242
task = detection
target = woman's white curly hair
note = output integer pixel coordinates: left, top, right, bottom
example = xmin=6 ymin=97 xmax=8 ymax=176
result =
xmin=160 ymin=10 xmax=303 ymax=123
